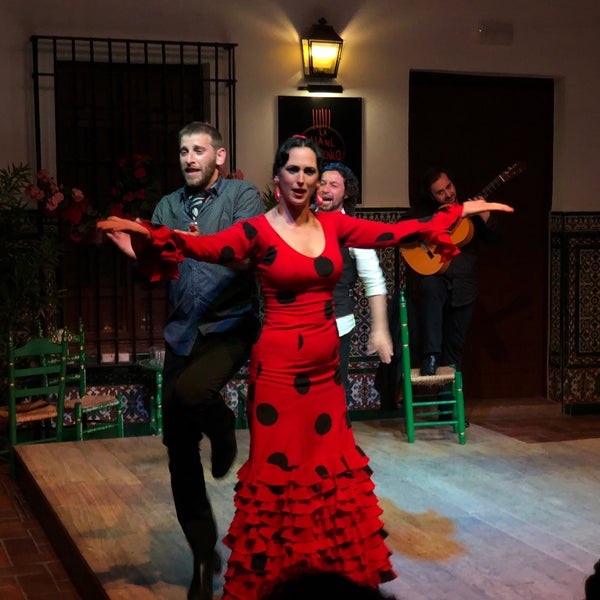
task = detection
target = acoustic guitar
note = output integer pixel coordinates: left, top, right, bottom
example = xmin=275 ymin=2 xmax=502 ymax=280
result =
xmin=401 ymin=161 xmax=526 ymax=276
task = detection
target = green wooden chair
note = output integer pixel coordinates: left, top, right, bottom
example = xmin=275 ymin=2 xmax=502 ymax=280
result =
xmin=60 ymin=321 xmax=124 ymax=441
xmin=0 ymin=334 xmax=68 ymax=477
xmin=399 ymin=290 xmax=466 ymax=444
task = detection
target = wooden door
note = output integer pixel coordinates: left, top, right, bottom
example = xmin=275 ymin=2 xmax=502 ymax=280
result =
xmin=408 ymin=71 xmax=553 ymax=400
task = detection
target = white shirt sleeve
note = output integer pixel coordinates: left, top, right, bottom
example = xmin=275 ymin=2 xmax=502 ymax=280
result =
xmin=350 ymin=247 xmax=387 ymax=297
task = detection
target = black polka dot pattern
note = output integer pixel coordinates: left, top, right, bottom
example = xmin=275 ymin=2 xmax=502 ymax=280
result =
xmin=276 ymin=290 xmax=296 ymax=304
xmin=314 ymin=256 xmax=334 ymax=277
xmin=315 ymin=413 xmax=332 ymax=435
xmin=268 ymin=485 xmax=284 ymax=495
xmin=315 ymin=465 xmax=329 ymax=478
xmin=218 ymin=246 xmax=235 ymax=263
xmin=294 ymin=374 xmax=311 ymax=395
xmin=375 ymin=232 xmax=394 ymax=242
xmin=263 ymin=245 xmax=277 ymax=266
xmin=256 ymin=403 xmax=278 ymax=426
xmin=243 ymin=221 xmax=258 ymax=240
xmin=250 ymin=553 xmax=267 ymax=572
xmin=400 ymin=232 xmax=419 ymax=243
xmin=267 ymin=452 xmax=293 ymax=471
xmin=297 ymin=334 xmax=304 ymax=350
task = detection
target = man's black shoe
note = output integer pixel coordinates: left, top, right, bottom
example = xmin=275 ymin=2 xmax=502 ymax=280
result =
xmin=187 ymin=550 xmax=221 ymax=600
xmin=420 ymin=354 xmax=438 ymax=376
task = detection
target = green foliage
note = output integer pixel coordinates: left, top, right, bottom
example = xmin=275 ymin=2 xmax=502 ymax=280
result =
xmin=261 ymin=184 xmax=277 ymax=211
xmin=0 ymin=164 xmax=62 ymax=370
xmin=0 ymin=163 xmax=30 ymax=211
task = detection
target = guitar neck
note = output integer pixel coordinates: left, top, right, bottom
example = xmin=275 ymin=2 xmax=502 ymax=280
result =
xmin=478 ymin=176 xmax=504 ymax=199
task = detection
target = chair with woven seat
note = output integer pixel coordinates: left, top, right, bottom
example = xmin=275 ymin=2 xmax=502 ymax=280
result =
xmin=398 ymin=290 xmax=466 ymax=444
xmin=1 ymin=334 xmax=68 ymax=477
xmin=60 ymin=321 xmax=124 ymax=441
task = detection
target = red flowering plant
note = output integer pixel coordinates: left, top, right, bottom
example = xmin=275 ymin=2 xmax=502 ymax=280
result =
xmin=218 ymin=165 xmax=245 ymax=180
xmin=26 ymin=169 xmax=98 ymax=242
xmin=109 ymin=153 xmax=162 ymax=220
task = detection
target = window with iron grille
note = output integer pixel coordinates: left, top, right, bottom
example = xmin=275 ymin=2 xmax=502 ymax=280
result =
xmin=31 ymin=35 xmax=238 ymax=365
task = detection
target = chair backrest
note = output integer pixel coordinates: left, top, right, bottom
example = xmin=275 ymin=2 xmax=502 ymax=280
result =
xmin=8 ymin=335 xmax=68 ymax=410
xmin=52 ymin=320 xmax=87 ymax=397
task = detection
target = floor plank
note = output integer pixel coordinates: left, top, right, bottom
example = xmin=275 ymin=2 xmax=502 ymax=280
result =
xmin=15 ymin=411 xmax=600 ymax=600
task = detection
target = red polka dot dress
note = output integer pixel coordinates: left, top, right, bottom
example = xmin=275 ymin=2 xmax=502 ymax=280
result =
xmin=139 ymin=205 xmax=463 ymax=599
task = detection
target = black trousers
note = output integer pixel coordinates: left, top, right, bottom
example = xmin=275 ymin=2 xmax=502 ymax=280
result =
xmin=338 ymin=328 xmax=354 ymax=403
xmin=162 ymin=316 xmax=259 ymax=556
xmin=419 ymin=276 xmax=475 ymax=371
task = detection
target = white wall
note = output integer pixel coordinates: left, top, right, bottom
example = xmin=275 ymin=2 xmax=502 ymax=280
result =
xmin=1 ymin=0 xmax=599 ymax=211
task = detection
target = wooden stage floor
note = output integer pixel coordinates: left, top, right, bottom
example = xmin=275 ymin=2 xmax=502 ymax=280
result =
xmin=15 ymin=405 xmax=600 ymax=600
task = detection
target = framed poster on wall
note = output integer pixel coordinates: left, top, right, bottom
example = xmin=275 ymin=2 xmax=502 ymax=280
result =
xmin=277 ymin=96 xmax=363 ymax=199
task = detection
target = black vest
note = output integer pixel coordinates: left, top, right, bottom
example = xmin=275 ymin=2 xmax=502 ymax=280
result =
xmin=334 ymin=248 xmax=358 ymax=318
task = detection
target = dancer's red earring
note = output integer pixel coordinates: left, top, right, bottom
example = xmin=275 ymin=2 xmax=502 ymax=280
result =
xmin=274 ymin=178 xmax=280 ymax=201
xmin=316 ymin=192 xmax=323 ymax=206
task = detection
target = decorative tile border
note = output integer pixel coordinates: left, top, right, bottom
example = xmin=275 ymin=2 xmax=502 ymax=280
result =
xmin=549 ymin=212 xmax=600 ymax=407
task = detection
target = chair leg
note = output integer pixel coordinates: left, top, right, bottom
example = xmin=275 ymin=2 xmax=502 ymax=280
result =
xmin=149 ymin=394 xmax=157 ymax=433
xmin=155 ymin=371 xmax=163 ymax=436
xmin=455 ymin=371 xmax=466 ymax=445
xmin=75 ymin=402 xmax=84 ymax=441
xmin=403 ymin=382 xmax=415 ymax=444
xmin=117 ymin=395 xmax=125 ymax=438
xmin=236 ymin=390 xmax=248 ymax=430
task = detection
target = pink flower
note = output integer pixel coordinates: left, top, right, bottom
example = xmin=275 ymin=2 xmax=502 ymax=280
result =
xmin=46 ymin=192 xmax=65 ymax=211
xmin=133 ymin=167 xmax=147 ymax=180
xmin=37 ymin=169 xmax=52 ymax=184
xmin=26 ymin=184 xmax=45 ymax=201
xmin=71 ymin=188 xmax=85 ymax=203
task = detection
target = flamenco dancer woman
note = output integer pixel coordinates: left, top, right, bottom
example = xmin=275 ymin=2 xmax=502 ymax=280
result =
xmin=97 ymin=135 xmax=513 ymax=599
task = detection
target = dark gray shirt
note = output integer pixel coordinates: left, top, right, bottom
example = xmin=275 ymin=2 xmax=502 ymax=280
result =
xmin=151 ymin=176 xmax=263 ymax=355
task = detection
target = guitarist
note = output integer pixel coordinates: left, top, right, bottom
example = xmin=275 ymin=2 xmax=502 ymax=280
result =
xmin=405 ymin=167 xmax=500 ymax=377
